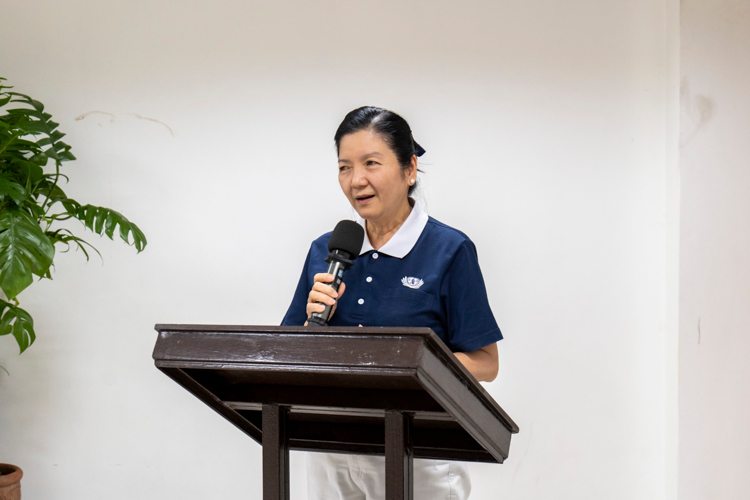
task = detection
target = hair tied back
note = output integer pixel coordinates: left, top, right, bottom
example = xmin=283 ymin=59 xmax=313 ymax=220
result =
xmin=413 ymin=140 xmax=426 ymax=158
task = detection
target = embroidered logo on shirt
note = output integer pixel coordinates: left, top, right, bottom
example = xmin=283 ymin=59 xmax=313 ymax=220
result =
xmin=401 ymin=276 xmax=424 ymax=289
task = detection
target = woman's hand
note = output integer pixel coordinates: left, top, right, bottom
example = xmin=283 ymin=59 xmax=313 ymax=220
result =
xmin=305 ymin=273 xmax=346 ymax=322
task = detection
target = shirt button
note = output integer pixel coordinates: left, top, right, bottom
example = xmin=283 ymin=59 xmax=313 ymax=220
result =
xmin=366 ymin=277 xmax=373 ymax=283
xmin=358 ymin=298 xmax=365 ymax=305
xmin=372 ymin=253 xmax=379 ymax=259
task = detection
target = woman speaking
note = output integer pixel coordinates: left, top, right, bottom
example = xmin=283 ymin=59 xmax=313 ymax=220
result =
xmin=282 ymin=106 xmax=502 ymax=500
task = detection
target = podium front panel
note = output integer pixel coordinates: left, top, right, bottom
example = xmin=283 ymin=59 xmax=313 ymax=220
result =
xmin=153 ymin=325 xmax=519 ymax=463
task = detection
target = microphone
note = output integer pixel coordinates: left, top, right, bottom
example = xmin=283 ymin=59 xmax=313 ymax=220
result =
xmin=308 ymin=220 xmax=365 ymax=326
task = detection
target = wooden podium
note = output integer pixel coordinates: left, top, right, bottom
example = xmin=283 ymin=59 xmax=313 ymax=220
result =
xmin=153 ymin=324 xmax=519 ymax=500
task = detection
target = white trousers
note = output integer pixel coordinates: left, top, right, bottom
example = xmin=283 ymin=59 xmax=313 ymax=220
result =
xmin=307 ymin=453 xmax=471 ymax=500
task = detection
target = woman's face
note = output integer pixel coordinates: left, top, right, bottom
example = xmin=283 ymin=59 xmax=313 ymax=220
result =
xmin=338 ymin=129 xmax=415 ymax=224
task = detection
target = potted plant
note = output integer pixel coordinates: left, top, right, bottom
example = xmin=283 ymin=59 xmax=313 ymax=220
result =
xmin=0 ymin=78 xmax=147 ymax=495
xmin=0 ymin=463 xmax=22 ymax=500
xmin=0 ymin=77 xmax=147 ymax=353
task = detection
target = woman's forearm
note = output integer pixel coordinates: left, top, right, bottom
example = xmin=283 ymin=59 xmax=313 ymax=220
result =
xmin=453 ymin=343 xmax=499 ymax=382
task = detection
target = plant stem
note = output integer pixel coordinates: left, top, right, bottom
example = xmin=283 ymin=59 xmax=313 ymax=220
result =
xmin=40 ymin=161 xmax=62 ymax=217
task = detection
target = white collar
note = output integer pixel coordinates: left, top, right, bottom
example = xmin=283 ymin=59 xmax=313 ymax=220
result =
xmin=356 ymin=200 xmax=429 ymax=259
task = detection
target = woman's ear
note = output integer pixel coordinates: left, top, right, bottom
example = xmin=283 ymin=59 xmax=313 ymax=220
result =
xmin=409 ymin=155 xmax=418 ymax=178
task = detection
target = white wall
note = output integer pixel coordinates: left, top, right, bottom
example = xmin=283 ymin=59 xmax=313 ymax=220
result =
xmin=679 ymin=2 xmax=750 ymax=499
xmin=0 ymin=1 xmax=674 ymax=498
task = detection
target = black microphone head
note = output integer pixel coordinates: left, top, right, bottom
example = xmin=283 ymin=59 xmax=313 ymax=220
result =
xmin=328 ymin=220 xmax=365 ymax=258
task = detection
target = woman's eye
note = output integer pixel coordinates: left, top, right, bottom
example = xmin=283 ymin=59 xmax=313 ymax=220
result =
xmin=366 ymin=160 xmax=379 ymax=166
xmin=339 ymin=166 xmax=349 ymax=172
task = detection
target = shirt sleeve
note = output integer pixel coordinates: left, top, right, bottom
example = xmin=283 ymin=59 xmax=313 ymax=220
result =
xmin=281 ymin=246 xmax=312 ymax=326
xmin=440 ymin=239 xmax=503 ymax=353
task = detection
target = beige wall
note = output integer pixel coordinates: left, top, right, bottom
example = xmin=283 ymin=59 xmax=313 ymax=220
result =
xmin=680 ymin=1 xmax=750 ymax=498
xmin=1 ymin=1 xmax=677 ymax=498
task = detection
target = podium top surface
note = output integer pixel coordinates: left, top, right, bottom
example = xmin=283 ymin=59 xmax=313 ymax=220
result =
xmin=153 ymin=324 xmax=519 ymax=463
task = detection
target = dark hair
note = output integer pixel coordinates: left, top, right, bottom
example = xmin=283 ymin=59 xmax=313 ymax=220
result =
xmin=334 ymin=106 xmax=425 ymax=195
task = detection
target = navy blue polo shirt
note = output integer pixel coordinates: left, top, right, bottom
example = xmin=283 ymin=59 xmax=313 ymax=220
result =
xmin=281 ymin=203 xmax=502 ymax=353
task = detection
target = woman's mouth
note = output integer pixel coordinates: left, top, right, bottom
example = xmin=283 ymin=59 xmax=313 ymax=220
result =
xmin=356 ymin=195 xmax=375 ymax=204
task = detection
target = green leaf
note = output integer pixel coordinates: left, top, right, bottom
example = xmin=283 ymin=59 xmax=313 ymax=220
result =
xmin=73 ymin=205 xmax=147 ymax=252
xmin=0 ymin=209 xmax=55 ymax=299
xmin=58 ymin=150 xmax=75 ymax=161
xmin=27 ymin=153 xmax=49 ymax=166
xmin=8 ymin=92 xmax=33 ymax=104
xmin=16 ymin=118 xmax=49 ymax=134
xmin=46 ymin=229 xmax=101 ymax=262
xmin=60 ymin=197 xmax=79 ymax=214
xmin=0 ymin=177 xmax=26 ymax=206
xmin=18 ymin=161 xmax=44 ymax=183
xmin=36 ymin=180 xmax=67 ymax=206
xmin=0 ymin=300 xmax=35 ymax=353
xmin=43 ymin=145 xmax=60 ymax=161
xmin=25 ymin=203 xmax=45 ymax=219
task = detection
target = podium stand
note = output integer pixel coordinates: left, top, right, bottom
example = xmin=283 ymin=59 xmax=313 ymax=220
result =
xmin=153 ymin=325 xmax=519 ymax=500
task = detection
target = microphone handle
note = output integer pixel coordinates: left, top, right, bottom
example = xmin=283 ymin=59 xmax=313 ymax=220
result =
xmin=308 ymin=259 xmax=347 ymax=325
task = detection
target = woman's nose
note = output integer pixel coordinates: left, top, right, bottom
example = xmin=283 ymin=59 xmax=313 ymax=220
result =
xmin=351 ymin=168 xmax=368 ymax=187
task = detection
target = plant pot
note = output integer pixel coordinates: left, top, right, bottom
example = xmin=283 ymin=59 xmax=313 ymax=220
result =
xmin=0 ymin=464 xmax=22 ymax=500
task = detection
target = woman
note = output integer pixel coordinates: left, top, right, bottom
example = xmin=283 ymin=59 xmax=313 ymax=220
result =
xmin=282 ymin=106 xmax=502 ymax=500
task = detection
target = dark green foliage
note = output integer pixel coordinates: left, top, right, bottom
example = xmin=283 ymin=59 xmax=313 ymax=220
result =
xmin=0 ymin=78 xmax=147 ymax=353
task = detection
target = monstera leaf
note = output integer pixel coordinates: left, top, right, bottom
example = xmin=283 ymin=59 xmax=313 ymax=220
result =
xmin=0 ymin=209 xmax=55 ymax=299
xmin=69 ymin=203 xmax=147 ymax=252
xmin=0 ymin=300 xmax=35 ymax=353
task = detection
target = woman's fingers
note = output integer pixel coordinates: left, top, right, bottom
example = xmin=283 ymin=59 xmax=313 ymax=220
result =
xmin=306 ymin=302 xmax=326 ymax=316
xmin=312 ymin=281 xmax=338 ymax=297
xmin=313 ymin=273 xmax=334 ymax=284
xmin=306 ymin=274 xmax=346 ymax=320
xmin=307 ymin=273 xmax=333 ymax=319
xmin=309 ymin=289 xmax=336 ymax=306
xmin=310 ymin=275 xmax=338 ymax=298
